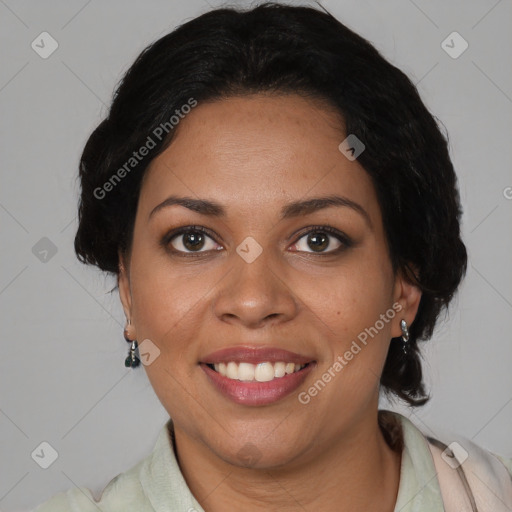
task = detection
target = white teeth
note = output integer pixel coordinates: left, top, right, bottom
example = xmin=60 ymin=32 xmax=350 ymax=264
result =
xmin=211 ymin=361 xmax=307 ymax=381
xmin=226 ymin=361 xmax=238 ymax=379
xmin=238 ymin=362 xmax=255 ymax=381
xmin=255 ymin=362 xmax=275 ymax=382
xmin=274 ymin=361 xmax=286 ymax=378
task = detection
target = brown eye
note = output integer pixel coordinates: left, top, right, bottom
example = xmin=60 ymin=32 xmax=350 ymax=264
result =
xmin=291 ymin=226 xmax=352 ymax=254
xmin=305 ymin=232 xmax=330 ymax=252
xmin=167 ymin=228 xmax=219 ymax=254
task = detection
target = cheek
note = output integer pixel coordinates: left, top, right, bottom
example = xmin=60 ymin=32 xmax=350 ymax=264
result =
xmin=127 ymin=249 xmax=206 ymax=359
xmin=311 ymin=254 xmax=396 ymax=380
xmin=127 ymin=255 xmax=208 ymax=419
xmin=301 ymin=256 xmax=394 ymax=338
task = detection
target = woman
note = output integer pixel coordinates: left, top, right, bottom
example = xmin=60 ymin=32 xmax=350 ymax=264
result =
xmin=35 ymin=3 xmax=512 ymax=511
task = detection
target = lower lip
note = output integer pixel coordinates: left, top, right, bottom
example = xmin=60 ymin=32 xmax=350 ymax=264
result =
xmin=200 ymin=363 xmax=314 ymax=406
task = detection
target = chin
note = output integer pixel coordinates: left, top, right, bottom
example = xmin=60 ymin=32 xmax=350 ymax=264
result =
xmin=208 ymin=426 xmax=310 ymax=470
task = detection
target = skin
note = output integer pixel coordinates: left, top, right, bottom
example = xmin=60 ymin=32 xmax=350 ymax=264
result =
xmin=118 ymin=94 xmax=422 ymax=511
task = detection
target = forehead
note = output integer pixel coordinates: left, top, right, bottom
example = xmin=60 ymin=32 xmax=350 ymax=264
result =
xmin=138 ymin=94 xmax=379 ymax=223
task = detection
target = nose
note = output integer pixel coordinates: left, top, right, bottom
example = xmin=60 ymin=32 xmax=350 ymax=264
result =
xmin=212 ymin=244 xmax=299 ymax=329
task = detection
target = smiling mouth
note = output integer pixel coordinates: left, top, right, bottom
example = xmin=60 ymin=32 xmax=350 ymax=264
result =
xmin=205 ymin=361 xmax=311 ymax=382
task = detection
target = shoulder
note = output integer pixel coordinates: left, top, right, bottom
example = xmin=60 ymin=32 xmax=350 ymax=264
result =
xmin=33 ymin=420 xmax=204 ymax=512
xmin=426 ymin=433 xmax=512 ymax=511
xmin=33 ymin=459 xmax=149 ymax=512
xmin=386 ymin=410 xmax=512 ymax=511
xmin=495 ymin=452 xmax=512 ymax=475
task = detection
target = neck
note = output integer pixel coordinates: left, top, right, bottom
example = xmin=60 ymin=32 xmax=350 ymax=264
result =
xmin=172 ymin=409 xmax=402 ymax=512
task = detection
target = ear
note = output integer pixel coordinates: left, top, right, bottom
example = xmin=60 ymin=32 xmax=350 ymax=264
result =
xmin=118 ymin=251 xmax=133 ymax=325
xmin=390 ymin=266 xmax=422 ymax=338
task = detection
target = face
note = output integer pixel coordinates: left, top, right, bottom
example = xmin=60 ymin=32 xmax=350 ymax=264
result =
xmin=119 ymin=94 xmax=421 ymax=469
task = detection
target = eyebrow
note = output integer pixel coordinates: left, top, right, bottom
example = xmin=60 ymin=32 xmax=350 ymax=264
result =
xmin=148 ymin=194 xmax=372 ymax=227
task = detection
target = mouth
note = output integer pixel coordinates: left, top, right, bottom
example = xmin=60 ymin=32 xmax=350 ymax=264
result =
xmin=199 ymin=346 xmax=315 ymax=406
xmin=204 ymin=361 xmax=310 ymax=382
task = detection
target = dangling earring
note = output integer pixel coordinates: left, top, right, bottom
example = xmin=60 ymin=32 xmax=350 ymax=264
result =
xmin=125 ymin=339 xmax=140 ymax=368
xmin=400 ymin=319 xmax=410 ymax=355
xmin=124 ymin=320 xmax=140 ymax=368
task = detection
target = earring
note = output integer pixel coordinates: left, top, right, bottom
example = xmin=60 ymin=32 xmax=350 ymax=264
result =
xmin=125 ymin=339 xmax=140 ymax=368
xmin=400 ymin=319 xmax=410 ymax=355
xmin=124 ymin=320 xmax=140 ymax=368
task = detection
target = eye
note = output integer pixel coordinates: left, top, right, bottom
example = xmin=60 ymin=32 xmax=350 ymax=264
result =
xmin=165 ymin=226 xmax=221 ymax=255
xmin=290 ymin=226 xmax=352 ymax=254
xmin=162 ymin=224 xmax=352 ymax=257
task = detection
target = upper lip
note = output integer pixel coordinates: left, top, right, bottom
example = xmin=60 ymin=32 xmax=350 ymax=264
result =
xmin=200 ymin=346 xmax=315 ymax=365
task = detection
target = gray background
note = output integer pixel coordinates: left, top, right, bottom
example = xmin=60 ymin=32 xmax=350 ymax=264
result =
xmin=1 ymin=0 xmax=511 ymax=510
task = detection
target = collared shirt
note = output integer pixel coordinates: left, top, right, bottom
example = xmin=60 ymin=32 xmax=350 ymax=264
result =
xmin=34 ymin=410 xmax=512 ymax=511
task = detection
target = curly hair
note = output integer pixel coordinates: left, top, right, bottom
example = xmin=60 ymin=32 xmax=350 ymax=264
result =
xmin=74 ymin=2 xmax=467 ymax=406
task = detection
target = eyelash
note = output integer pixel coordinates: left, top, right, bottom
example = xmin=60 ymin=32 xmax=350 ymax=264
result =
xmin=161 ymin=224 xmax=353 ymax=258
